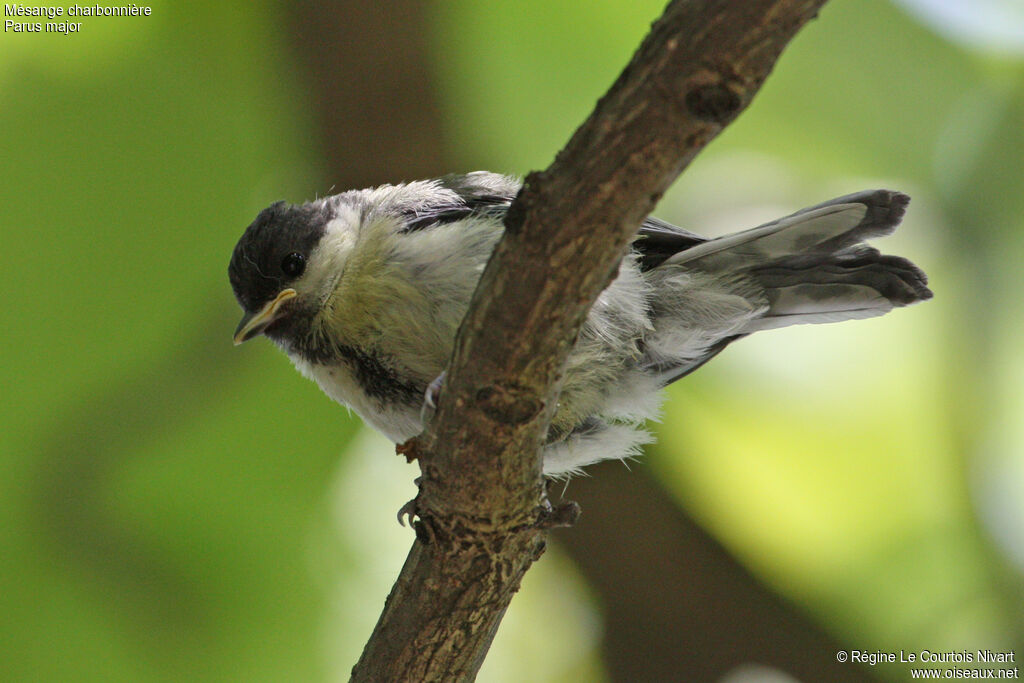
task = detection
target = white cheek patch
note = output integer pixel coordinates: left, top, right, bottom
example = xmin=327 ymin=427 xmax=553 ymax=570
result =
xmin=299 ymin=208 xmax=362 ymax=295
xmin=320 ymin=207 xmax=361 ymax=261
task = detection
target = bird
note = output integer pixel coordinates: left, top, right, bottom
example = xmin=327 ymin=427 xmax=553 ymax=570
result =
xmin=228 ymin=171 xmax=932 ymax=477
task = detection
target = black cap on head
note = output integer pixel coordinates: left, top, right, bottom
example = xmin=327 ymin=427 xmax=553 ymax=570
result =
xmin=228 ymin=200 xmax=331 ymax=312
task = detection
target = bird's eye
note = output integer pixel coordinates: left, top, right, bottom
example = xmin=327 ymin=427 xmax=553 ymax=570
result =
xmin=281 ymin=252 xmax=305 ymax=278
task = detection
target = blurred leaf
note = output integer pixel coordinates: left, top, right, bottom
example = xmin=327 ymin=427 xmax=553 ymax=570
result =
xmin=0 ymin=3 xmax=359 ymax=682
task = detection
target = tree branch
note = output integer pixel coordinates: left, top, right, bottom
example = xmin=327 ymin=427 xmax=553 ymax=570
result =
xmin=351 ymin=1 xmax=829 ymax=680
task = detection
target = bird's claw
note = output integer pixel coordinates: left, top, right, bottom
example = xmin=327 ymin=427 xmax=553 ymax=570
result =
xmin=420 ymin=371 xmax=447 ymax=423
xmin=396 ymin=497 xmax=417 ymax=527
xmin=396 ymin=476 xmax=424 ymax=526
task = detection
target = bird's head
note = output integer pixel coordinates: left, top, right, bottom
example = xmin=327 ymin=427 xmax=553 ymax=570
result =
xmin=228 ymin=199 xmax=340 ymax=348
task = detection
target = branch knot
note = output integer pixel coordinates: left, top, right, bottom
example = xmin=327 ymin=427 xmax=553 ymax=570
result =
xmin=685 ymin=83 xmax=742 ymax=122
xmin=476 ymin=383 xmax=544 ymax=426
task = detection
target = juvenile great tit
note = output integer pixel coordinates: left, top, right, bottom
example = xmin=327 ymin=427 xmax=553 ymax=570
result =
xmin=228 ymin=172 xmax=931 ymax=477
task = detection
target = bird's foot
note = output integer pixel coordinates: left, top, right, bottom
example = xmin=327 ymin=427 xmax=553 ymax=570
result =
xmin=536 ymin=498 xmax=581 ymax=529
xmin=420 ymin=370 xmax=447 ymax=423
xmin=396 ymin=476 xmax=423 ymax=527
xmin=396 ymin=497 xmax=417 ymax=527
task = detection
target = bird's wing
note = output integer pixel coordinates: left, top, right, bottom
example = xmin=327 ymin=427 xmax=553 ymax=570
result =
xmin=400 ymin=172 xmax=518 ymax=232
xmin=633 ymin=216 xmax=707 ymax=271
xmin=401 ymin=173 xmax=711 ymax=268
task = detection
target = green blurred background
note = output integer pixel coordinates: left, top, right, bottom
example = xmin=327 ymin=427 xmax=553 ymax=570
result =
xmin=2 ymin=1 xmax=1022 ymax=681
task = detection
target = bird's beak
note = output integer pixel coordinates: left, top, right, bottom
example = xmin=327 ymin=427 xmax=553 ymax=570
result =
xmin=233 ymin=289 xmax=298 ymax=345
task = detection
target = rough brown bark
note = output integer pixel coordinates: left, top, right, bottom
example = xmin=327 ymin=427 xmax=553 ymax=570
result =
xmin=351 ymin=1 xmax=830 ymax=680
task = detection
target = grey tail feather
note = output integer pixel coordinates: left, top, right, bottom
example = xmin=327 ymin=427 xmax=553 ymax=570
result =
xmin=749 ymin=250 xmax=931 ymax=319
xmin=684 ymin=189 xmax=932 ymax=332
xmin=649 ymin=190 xmax=932 ymax=384
xmin=745 ymin=192 xmax=931 ymax=331
xmin=667 ymin=190 xmax=910 ymax=262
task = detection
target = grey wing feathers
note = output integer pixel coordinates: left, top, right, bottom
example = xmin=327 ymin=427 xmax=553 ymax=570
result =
xmin=634 ymin=217 xmax=707 ymax=270
xmin=400 ymin=172 xmax=712 ymax=266
xmin=401 ymin=172 xmax=518 ymax=232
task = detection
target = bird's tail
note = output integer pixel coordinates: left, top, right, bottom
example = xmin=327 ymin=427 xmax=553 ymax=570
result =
xmin=644 ymin=190 xmax=932 ymax=384
xmin=681 ymin=190 xmax=931 ymax=330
